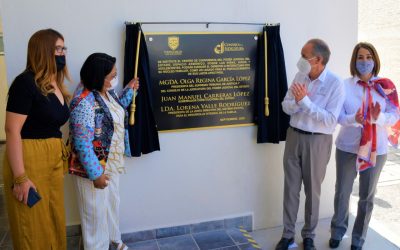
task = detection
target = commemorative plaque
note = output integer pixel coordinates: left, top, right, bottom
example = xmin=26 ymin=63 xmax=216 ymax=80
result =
xmin=145 ymin=32 xmax=258 ymax=131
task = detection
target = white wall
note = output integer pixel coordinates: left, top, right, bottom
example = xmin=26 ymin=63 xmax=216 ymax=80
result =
xmin=0 ymin=0 xmax=357 ymax=232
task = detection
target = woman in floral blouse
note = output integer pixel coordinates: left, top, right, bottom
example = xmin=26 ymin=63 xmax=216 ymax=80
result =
xmin=69 ymin=53 xmax=139 ymax=250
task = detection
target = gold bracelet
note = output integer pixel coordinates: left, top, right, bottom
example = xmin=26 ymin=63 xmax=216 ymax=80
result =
xmin=14 ymin=174 xmax=28 ymax=184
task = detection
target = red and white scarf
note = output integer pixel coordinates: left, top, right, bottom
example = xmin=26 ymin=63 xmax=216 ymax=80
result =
xmin=357 ymin=78 xmax=400 ymax=171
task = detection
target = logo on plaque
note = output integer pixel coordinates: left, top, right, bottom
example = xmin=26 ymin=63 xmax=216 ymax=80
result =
xmin=214 ymin=41 xmax=225 ymax=54
xmin=168 ymin=36 xmax=179 ymax=50
xmin=215 ymin=41 xmax=245 ymax=54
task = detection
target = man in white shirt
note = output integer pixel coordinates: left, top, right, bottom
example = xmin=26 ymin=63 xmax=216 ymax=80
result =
xmin=275 ymin=39 xmax=345 ymax=250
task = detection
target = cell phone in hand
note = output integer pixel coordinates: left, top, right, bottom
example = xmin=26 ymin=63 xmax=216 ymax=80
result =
xmin=27 ymin=187 xmax=41 ymax=208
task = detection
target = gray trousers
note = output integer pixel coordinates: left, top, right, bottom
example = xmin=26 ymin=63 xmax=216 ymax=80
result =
xmin=330 ymin=149 xmax=386 ymax=247
xmin=282 ymin=127 xmax=332 ymax=239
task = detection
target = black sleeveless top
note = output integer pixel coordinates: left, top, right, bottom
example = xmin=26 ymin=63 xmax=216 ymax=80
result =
xmin=6 ymin=70 xmax=70 ymax=139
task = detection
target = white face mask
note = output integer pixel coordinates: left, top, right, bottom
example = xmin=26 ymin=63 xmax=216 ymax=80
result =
xmin=108 ymin=77 xmax=118 ymax=90
xmin=296 ymin=57 xmax=312 ymax=75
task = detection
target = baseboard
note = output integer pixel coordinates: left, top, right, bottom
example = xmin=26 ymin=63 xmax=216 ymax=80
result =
xmin=66 ymin=215 xmax=253 ymax=242
xmin=66 ymin=224 xmax=82 ymax=237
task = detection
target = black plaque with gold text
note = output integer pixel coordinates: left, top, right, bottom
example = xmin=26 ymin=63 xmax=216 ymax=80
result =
xmin=145 ymin=32 xmax=258 ymax=131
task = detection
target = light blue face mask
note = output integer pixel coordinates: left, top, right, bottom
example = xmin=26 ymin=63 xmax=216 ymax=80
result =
xmin=356 ymin=60 xmax=374 ymax=75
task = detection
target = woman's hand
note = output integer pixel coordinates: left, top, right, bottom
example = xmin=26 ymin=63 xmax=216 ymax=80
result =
xmin=93 ymin=174 xmax=110 ymax=189
xmin=127 ymin=77 xmax=140 ymax=91
xmin=13 ymin=178 xmax=36 ymax=205
xmin=370 ymin=102 xmax=381 ymax=121
xmin=355 ymin=107 xmax=364 ymax=124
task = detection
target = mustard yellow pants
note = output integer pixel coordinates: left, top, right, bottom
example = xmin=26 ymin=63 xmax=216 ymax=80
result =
xmin=2 ymin=138 xmax=67 ymax=250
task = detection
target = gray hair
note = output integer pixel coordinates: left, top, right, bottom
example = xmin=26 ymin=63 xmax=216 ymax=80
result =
xmin=308 ymin=38 xmax=331 ymax=65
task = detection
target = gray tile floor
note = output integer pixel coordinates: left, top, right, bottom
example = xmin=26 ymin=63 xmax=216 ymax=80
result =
xmin=123 ymin=229 xmax=260 ymax=250
xmin=251 ymin=217 xmax=400 ymax=250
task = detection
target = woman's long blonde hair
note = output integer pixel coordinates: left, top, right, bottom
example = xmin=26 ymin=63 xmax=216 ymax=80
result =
xmin=26 ymin=29 xmax=71 ymax=102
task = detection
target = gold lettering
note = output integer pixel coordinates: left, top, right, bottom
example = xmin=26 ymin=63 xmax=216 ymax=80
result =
xmin=233 ymin=91 xmax=250 ymax=97
xmin=177 ymin=105 xmax=200 ymax=111
xmin=161 ymin=96 xmax=177 ymax=102
xmin=218 ymin=102 xmax=250 ymax=107
xmin=159 ymin=79 xmax=178 ymax=85
xmin=180 ymin=78 xmax=195 ymax=84
xmin=200 ymin=103 xmax=217 ymax=109
xmin=161 ymin=106 xmax=175 ymax=112
xmin=178 ymin=95 xmax=202 ymax=101
xmin=235 ymin=76 xmax=251 ymax=81
xmin=216 ymin=77 xmax=235 ymax=82
xmin=195 ymin=78 xmax=216 ymax=83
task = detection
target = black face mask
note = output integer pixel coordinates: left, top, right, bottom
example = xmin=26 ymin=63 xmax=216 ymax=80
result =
xmin=55 ymin=55 xmax=66 ymax=71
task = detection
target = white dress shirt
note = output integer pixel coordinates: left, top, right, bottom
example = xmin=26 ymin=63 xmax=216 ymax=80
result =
xmin=335 ymin=76 xmax=399 ymax=155
xmin=282 ymin=68 xmax=345 ymax=134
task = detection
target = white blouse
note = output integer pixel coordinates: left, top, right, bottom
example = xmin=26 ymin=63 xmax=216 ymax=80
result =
xmin=335 ymin=76 xmax=399 ymax=155
xmin=101 ymin=92 xmax=126 ymax=175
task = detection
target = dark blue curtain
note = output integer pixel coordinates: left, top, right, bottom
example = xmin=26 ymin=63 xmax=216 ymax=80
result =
xmin=254 ymin=25 xmax=290 ymax=143
xmin=124 ymin=23 xmax=160 ymax=156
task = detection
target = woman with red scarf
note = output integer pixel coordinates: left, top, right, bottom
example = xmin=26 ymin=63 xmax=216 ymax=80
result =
xmin=329 ymin=42 xmax=400 ymax=250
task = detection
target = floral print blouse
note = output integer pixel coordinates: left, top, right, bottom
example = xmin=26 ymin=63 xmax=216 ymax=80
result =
xmin=69 ymin=84 xmax=134 ymax=180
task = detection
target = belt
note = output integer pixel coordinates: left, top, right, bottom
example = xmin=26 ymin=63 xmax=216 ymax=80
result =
xmin=290 ymin=126 xmax=322 ymax=135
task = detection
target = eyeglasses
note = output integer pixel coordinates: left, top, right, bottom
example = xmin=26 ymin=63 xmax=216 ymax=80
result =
xmin=55 ymin=46 xmax=67 ymax=54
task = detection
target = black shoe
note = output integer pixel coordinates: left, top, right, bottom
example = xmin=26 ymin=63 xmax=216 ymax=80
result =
xmin=303 ymin=238 xmax=316 ymax=250
xmin=351 ymin=245 xmax=362 ymax=250
xmin=275 ymin=237 xmax=294 ymax=250
xmin=329 ymin=238 xmax=341 ymax=248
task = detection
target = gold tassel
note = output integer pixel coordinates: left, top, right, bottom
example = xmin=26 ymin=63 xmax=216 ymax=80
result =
xmin=264 ymin=97 xmax=269 ymax=116
xmin=129 ymin=28 xmax=142 ymax=126
xmin=264 ymin=29 xmax=269 ymax=117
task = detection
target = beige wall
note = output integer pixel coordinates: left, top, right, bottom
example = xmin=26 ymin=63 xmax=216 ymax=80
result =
xmin=0 ymin=17 xmax=7 ymax=141
xmin=359 ymin=0 xmax=400 ymax=87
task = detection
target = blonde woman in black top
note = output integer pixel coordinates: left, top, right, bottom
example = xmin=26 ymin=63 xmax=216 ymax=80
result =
xmin=3 ymin=28 xmax=70 ymax=250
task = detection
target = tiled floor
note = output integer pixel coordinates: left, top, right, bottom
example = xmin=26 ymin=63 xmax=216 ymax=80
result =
xmin=123 ymin=229 xmax=259 ymax=250
xmin=251 ymin=217 xmax=400 ymax=250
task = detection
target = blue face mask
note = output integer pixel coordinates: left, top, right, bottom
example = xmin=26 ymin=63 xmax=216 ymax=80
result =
xmin=356 ymin=60 xmax=374 ymax=76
